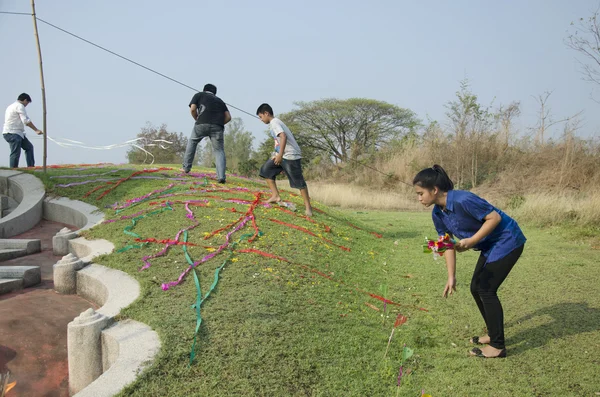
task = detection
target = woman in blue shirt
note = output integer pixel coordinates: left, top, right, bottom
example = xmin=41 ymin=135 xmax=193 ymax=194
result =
xmin=413 ymin=165 xmax=526 ymax=358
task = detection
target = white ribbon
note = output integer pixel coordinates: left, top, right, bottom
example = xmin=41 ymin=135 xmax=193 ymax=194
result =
xmin=35 ymin=135 xmax=173 ymax=165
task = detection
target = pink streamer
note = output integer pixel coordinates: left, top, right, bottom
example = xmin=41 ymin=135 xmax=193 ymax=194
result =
xmin=55 ymin=178 xmax=118 ymax=187
xmin=112 ymin=183 xmax=176 ymax=210
xmin=50 ymin=169 xmax=121 ymax=179
xmin=161 ymin=216 xmax=251 ymax=291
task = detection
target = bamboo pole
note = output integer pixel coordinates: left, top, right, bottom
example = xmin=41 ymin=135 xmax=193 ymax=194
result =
xmin=31 ymin=0 xmax=47 ymax=172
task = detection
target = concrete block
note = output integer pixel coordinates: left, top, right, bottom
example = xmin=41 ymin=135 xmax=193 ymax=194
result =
xmin=73 ymin=320 xmax=160 ymax=397
xmin=0 ymin=278 xmax=22 ymax=294
xmin=53 ymin=227 xmax=77 ymax=256
xmin=0 ymin=266 xmax=41 ymax=288
xmin=68 ymin=308 xmax=111 ymax=395
xmin=53 ymin=253 xmax=85 ymax=294
xmin=0 ymin=238 xmax=42 ymax=254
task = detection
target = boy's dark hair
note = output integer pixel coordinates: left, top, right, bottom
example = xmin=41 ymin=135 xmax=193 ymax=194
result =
xmin=18 ymin=93 xmax=32 ymax=102
xmin=413 ymin=164 xmax=454 ymax=191
xmin=203 ymin=84 xmax=217 ymax=94
xmin=256 ymin=103 xmax=274 ymax=116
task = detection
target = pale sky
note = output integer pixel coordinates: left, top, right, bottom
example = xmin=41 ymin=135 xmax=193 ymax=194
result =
xmin=1 ymin=0 xmax=599 ymax=166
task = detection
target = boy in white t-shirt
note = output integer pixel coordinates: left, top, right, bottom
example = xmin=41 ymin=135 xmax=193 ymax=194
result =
xmin=256 ymin=103 xmax=313 ymax=217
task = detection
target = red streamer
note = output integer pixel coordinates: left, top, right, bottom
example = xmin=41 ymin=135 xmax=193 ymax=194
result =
xmin=97 ymin=167 xmax=173 ymax=200
xmin=236 ymin=249 xmax=427 ymax=311
xmin=275 ymin=206 xmax=332 ymax=233
xmin=269 ymin=218 xmax=350 ymax=251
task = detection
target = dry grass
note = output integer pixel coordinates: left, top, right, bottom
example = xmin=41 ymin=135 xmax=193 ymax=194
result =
xmin=308 ymin=182 xmax=422 ymax=210
xmin=277 ymin=179 xmax=422 ymax=211
xmin=301 ymin=132 xmax=600 ymax=232
xmin=507 ymin=191 xmax=600 ymax=227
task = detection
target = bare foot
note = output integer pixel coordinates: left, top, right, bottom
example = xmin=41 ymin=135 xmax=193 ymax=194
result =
xmin=266 ymin=196 xmax=281 ymax=204
xmin=470 ymin=335 xmax=490 ymax=344
xmin=469 ymin=345 xmax=505 ymax=357
xmin=305 ymin=207 xmax=313 ymax=217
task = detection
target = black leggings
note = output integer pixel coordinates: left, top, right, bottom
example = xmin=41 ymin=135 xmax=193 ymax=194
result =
xmin=470 ymin=244 xmax=524 ymax=349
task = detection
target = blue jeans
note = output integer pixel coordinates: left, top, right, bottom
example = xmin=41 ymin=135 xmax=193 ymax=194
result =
xmin=182 ymin=124 xmax=226 ymax=181
xmin=3 ymin=133 xmax=35 ymax=168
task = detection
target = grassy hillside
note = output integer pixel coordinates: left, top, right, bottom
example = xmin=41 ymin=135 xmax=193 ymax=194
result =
xmin=29 ymin=164 xmax=600 ymax=396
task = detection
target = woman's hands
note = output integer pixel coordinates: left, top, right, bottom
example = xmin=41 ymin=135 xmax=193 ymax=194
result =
xmin=454 ymin=237 xmax=475 ymax=252
xmin=443 ymin=277 xmax=456 ymax=298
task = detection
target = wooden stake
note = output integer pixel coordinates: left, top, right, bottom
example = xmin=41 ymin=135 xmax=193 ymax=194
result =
xmin=31 ymin=0 xmax=47 ymax=172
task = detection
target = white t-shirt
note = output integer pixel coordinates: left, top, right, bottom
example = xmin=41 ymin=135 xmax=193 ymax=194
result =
xmin=3 ymin=101 xmax=31 ymax=138
xmin=270 ymin=118 xmax=302 ymax=160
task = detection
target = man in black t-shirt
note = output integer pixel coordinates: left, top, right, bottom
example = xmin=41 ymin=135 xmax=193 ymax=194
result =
xmin=182 ymin=83 xmax=231 ymax=182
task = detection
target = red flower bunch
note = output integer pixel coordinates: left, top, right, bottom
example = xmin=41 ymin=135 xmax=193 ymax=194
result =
xmin=423 ymin=233 xmax=456 ymax=257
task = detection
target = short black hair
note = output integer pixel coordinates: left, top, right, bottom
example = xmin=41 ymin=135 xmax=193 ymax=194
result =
xmin=256 ymin=103 xmax=273 ymax=116
xmin=203 ymin=84 xmax=217 ymax=94
xmin=18 ymin=93 xmax=32 ymax=102
xmin=413 ymin=164 xmax=454 ymax=192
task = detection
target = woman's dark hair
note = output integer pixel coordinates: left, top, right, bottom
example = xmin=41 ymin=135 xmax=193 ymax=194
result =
xmin=412 ymin=164 xmax=454 ymax=191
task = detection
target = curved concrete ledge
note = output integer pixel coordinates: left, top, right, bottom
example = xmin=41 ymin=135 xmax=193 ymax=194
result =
xmin=74 ymin=320 xmax=160 ymax=397
xmin=43 ymin=196 xmax=104 ymax=232
xmin=44 ymin=195 xmax=108 ymax=256
xmin=0 ymin=170 xmax=45 ymax=238
xmin=69 ymin=237 xmax=114 ymax=265
xmin=76 ymin=264 xmax=140 ymax=320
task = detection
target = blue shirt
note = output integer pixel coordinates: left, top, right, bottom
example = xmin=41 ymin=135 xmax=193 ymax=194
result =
xmin=432 ymin=190 xmax=526 ymax=263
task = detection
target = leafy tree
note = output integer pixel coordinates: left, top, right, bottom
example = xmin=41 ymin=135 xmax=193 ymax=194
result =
xmin=279 ymin=98 xmax=419 ymax=163
xmin=126 ymin=123 xmax=187 ymax=164
xmin=196 ymin=118 xmax=257 ymax=176
xmin=224 ymin=118 xmax=254 ymax=172
xmin=254 ymin=134 xmax=275 ymax=163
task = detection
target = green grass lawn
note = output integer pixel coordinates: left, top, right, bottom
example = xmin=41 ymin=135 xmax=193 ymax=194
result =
xmin=31 ymin=165 xmax=600 ymax=396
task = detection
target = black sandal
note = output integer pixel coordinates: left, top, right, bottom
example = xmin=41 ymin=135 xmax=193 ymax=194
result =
xmin=470 ymin=347 xmax=507 ymax=358
xmin=470 ymin=336 xmax=482 ymax=345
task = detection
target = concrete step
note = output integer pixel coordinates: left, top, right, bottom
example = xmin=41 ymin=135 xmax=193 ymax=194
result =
xmin=0 ymin=239 xmax=42 ymax=254
xmin=0 ymin=248 xmax=28 ymax=261
xmin=0 ymin=266 xmax=41 ymax=288
xmin=0 ymin=278 xmax=22 ymax=294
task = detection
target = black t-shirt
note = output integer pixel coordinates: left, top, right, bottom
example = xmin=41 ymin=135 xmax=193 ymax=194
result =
xmin=189 ymin=92 xmax=229 ymax=126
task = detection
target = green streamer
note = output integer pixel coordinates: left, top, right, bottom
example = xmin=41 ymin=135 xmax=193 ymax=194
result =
xmin=122 ymin=204 xmax=173 ymax=242
xmin=186 ymin=231 xmax=255 ymax=365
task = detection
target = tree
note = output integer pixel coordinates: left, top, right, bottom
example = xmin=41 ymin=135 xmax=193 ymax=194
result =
xmin=196 ymin=118 xmax=257 ymax=175
xmin=445 ymin=80 xmax=496 ymax=188
xmin=496 ymin=101 xmax=521 ymax=148
xmin=566 ymin=6 xmax=600 ymax=91
xmin=529 ymin=91 xmax=582 ymax=146
xmin=279 ymin=98 xmax=418 ymax=164
xmin=224 ymin=118 xmax=254 ymax=172
xmin=254 ymin=134 xmax=275 ymax=164
xmin=126 ymin=123 xmax=188 ymax=164
xmin=196 ymin=140 xmax=214 ymax=168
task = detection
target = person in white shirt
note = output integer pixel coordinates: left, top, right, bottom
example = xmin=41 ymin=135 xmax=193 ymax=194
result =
xmin=2 ymin=93 xmax=44 ymax=168
xmin=256 ymin=103 xmax=313 ymax=217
